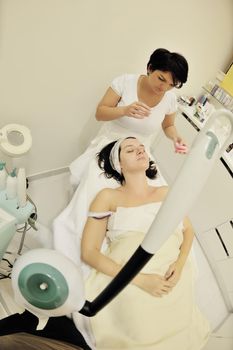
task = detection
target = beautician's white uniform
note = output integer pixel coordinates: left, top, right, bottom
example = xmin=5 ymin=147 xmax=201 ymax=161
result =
xmin=53 ymin=74 xmax=177 ymax=271
xmin=70 ymin=74 xmax=177 ymax=186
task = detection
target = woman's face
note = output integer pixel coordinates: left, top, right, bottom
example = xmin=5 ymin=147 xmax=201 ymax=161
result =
xmin=147 ymin=70 xmax=175 ymax=96
xmin=119 ymin=138 xmax=149 ymax=174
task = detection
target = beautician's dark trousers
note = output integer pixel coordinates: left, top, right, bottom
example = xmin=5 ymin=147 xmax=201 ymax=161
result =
xmin=0 ymin=310 xmax=92 ymax=350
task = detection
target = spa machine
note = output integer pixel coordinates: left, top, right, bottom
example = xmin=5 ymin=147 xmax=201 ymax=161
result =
xmin=0 ymin=124 xmax=35 ymax=263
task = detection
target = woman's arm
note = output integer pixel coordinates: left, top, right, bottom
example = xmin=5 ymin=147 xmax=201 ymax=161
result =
xmin=95 ymin=87 xmax=151 ymax=121
xmin=162 ymin=113 xmax=187 ymax=153
xmin=162 ymin=113 xmax=179 ymax=140
xmin=81 ymin=189 xmax=123 ymax=277
xmin=165 ymin=217 xmax=194 ymax=283
xmin=95 ymin=88 xmax=125 ymax=121
xmin=176 ymin=216 xmax=194 ymax=268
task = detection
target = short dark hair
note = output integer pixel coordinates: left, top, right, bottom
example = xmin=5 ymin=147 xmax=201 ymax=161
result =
xmin=147 ymin=48 xmax=188 ymax=88
xmin=97 ymin=137 xmax=158 ymax=185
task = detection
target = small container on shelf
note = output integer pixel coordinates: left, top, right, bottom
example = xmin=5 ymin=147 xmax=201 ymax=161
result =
xmin=226 ymin=143 xmax=233 ymax=153
xmin=194 ymin=103 xmax=206 ymax=123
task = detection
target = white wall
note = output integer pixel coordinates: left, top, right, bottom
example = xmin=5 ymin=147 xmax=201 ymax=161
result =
xmin=0 ymin=0 xmax=232 ymax=175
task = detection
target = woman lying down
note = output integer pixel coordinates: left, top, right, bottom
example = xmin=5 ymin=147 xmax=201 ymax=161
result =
xmin=0 ymin=137 xmax=210 ymax=350
xmin=79 ymin=136 xmax=210 ymax=350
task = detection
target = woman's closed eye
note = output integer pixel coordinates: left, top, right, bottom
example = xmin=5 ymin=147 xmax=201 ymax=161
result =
xmin=127 ymin=147 xmax=145 ymax=153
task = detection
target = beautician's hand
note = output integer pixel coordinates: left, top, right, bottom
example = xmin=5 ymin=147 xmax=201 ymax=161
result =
xmin=124 ymin=101 xmax=151 ymax=119
xmin=173 ymin=136 xmax=188 ymax=154
xmin=164 ymin=261 xmax=183 ymax=286
xmin=135 ymin=273 xmax=174 ymax=297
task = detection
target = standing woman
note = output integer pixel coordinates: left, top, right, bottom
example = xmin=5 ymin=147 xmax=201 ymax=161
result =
xmin=95 ymin=48 xmax=188 ymax=149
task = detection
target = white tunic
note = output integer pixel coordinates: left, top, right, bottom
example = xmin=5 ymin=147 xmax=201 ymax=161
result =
xmin=70 ymin=74 xmax=177 ymax=184
xmin=109 ymin=74 xmax=177 ymax=136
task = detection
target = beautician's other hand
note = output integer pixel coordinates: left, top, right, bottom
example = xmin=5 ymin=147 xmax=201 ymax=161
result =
xmin=136 ymin=273 xmax=174 ymax=297
xmin=124 ymin=101 xmax=151 ymax=119
xmin=173 ymin=136 xmax=188 ymax=154
xmin=164 ymin=261 xmax=183 ymax=286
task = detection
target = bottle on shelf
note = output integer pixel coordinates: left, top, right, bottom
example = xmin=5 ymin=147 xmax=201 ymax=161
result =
xmin=226 ymin=143 xmax=233 ymax=153
xmin=0 ymin=162 xmax=7 ymax=191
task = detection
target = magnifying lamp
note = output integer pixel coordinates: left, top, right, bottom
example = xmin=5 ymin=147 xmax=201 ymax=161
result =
xmin=0 ymin=124 xmax=33 ymax=313
xmin=0 ymin=124 xmax=32 ymax=157
xmin=0 ymin=123 xmax=34 ymax=253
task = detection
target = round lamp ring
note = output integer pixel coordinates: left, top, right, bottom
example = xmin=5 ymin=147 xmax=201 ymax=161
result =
xmin=18 ymin=263 xmax=69 ymax=310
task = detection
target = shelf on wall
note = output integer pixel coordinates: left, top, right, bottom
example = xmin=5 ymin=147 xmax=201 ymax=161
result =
xmin=178 ymin=104 xmax=233 ymax=178
xmin=178 ymin=104 xmax=204 ymax=131
xmin=202 ymin=86 xmax=233 ymax=112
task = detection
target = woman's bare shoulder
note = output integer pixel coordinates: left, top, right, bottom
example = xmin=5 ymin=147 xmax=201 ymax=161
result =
xmin=97 ymin=187 xmax=121 ymax=198
xmin=151 ymin=185 xmax=169 ymax=201
xmin=91 ymin=187 xmax=121 ymax=208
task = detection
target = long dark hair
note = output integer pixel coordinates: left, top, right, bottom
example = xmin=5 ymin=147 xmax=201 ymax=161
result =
xmin=147 ymin=48 xmax=188 ymax=88
xmin=97 ymin=137 xmax=157 ymax=185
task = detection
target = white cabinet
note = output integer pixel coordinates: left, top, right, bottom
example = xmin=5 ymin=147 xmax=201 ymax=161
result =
xmin=229 ymin=292 xmax=233 ymax=307
xmin=217 ymin=259 xmax=233 ymax=292
xmin=198 ymin=219 xmax=233 ymax=310
xmin=201 ymin=221 xmax=233 ymax=260
xmin=190 ymin=158 xmax=233 ymax=233
xmin=218 ymin=222 xmax=233 ymax=257
xmin=201 ymin=229 xmax=229 ymax=261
